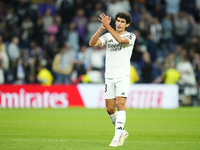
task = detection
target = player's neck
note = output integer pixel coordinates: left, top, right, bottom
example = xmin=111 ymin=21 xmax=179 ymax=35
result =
xmin=117 ymin=30 xmax=126 ymax=35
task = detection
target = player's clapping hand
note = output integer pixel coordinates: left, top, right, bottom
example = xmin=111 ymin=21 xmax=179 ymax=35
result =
xmin=100 ymin=23 xmax=106 ymax=30
xmin=98 ymin=13 xmax=111 ymax=28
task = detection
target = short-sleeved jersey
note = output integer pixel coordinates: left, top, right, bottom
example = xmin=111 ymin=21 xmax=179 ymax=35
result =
xmin=99 ymin=31 xmax=136 ymax=78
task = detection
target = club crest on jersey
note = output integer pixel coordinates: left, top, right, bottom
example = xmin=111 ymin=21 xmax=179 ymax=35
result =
xmin=126 ymin=35 xmax=132 ymax=39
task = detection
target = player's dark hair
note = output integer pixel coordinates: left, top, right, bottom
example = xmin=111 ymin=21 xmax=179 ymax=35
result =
xmin=115 ymin=12 xmax=132 ymax=24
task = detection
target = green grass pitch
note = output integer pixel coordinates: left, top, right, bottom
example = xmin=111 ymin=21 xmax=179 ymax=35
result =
xmin=0 ymin=107 xmax=200 ymax=150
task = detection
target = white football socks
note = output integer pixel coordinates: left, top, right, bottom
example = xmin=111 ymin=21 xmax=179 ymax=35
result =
xmin=109 ymin=111 xmax=117 ymax=126
xmin=110 ymin=111 xmax=126 ymax=142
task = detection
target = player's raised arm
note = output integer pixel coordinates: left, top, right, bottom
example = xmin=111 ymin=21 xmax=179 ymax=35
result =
xmin=89 ymin=23 xmax=105 ymax=47
xmin=98 ymin=13 xmax=130 ymax=44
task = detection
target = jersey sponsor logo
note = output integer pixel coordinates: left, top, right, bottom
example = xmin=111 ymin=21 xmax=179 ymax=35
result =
xmin=108 ymin=43 xmax=122 ymax=51
xmin=108 ymin=39 xmax=113 ymax=42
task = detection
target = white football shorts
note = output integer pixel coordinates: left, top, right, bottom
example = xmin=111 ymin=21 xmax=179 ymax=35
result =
xmin=105 ymin=75 xmax=130 ymax=99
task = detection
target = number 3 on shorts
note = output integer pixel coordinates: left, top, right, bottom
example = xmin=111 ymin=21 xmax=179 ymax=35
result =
xmin=105 ymin=84 xmax=107 ymax=92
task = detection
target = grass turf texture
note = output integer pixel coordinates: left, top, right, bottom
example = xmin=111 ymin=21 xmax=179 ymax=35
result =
xmin=0 ymin=108 xmax=200 ymax=150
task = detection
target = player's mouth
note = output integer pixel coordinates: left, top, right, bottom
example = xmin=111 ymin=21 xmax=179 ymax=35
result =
xmin=117 ymin=26 xmax=121 ymax=29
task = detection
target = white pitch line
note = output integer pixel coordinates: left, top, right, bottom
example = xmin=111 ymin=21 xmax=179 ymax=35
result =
xmin=10 ymin=139 xmax=200 ymax=144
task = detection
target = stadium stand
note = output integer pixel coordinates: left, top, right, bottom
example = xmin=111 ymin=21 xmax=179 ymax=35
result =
xmin=0 ymin=0 xmax=200 ymax=106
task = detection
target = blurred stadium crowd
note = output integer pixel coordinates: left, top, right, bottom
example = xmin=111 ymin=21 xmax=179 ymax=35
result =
xmin=0 ymin=0 xmax=200 ymax=105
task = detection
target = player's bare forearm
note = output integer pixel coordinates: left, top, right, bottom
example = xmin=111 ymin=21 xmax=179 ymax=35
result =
xmin=89 ymin=27 xmax=104 ymax=47
xmin=105 ymin=25 xmax=123 ymax=43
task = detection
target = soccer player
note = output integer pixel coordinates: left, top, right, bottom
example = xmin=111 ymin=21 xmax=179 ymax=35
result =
xmin=89 ymin=12 xmax=136 ymax=147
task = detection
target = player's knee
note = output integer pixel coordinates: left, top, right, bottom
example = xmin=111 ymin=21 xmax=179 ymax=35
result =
xmin=116 ymin=102 xmax=125 ymax=111
xmin=106 ymin=106 xmax=115 ymax=115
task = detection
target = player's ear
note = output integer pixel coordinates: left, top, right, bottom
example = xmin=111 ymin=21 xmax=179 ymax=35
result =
xmin=126 ymin=23 xmax=130 ymax=28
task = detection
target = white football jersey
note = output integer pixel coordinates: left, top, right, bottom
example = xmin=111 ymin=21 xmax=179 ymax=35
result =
xmin=99 ymin=31 xmax=136 ymax=78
